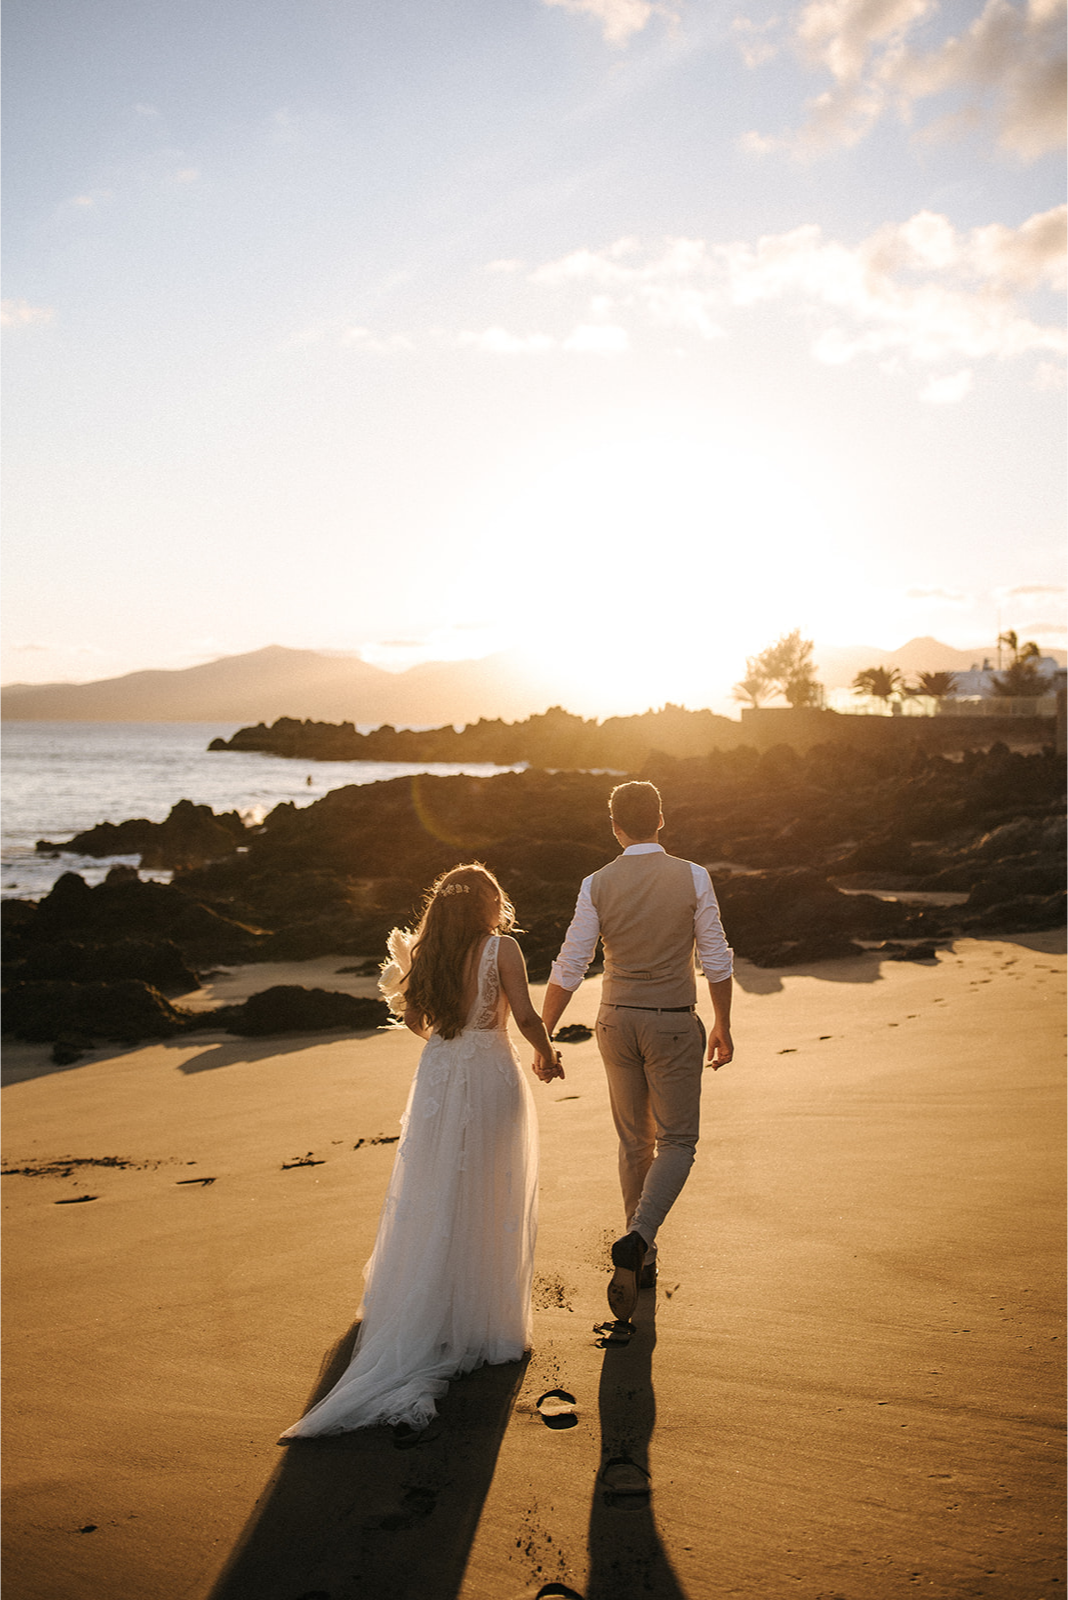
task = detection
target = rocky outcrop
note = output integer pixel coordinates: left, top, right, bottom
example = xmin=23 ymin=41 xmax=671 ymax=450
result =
xmin=209 ymin=705 xmax=744 ymax=769
xmin=2 ymin=978 xmax=390 ymax=1056
xmin=210 ymin=987 xmax=390 ymax=1035
xmin=10 ymin=740 xmax=1064 ymax=984
xmin=3 ymin=979 xmax=191 ymax=1045
xmin=36 ymin=799 xmax=249 ymax=871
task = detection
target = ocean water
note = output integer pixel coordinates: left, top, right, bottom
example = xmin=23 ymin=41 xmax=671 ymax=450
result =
xmin=1 ymin=722 xmax=525 ymax=901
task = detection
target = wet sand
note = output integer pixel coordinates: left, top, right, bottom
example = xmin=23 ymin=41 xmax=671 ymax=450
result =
xmin=2 ymin=934 xmax=1065 ymax=1600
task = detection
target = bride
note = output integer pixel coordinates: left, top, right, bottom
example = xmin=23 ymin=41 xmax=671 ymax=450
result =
xmin=280 ymin=862 xmax=562 ymax=1440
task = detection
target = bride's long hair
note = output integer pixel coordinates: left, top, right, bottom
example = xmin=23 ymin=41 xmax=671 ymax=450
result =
xmin=401 ymin=863 xmax=516 ymax=1040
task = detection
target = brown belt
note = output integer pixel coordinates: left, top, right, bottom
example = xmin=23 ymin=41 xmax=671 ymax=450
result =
xmin=606 ymin=1004 xmax=694 ymax=1013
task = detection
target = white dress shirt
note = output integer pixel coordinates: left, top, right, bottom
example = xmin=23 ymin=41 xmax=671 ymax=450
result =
xmin=548 ymin=843 xmax=734 ymax=992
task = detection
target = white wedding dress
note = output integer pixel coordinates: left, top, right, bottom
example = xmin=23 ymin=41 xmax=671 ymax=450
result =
xmin=280 ymin=934 xmax=538 ymax=1438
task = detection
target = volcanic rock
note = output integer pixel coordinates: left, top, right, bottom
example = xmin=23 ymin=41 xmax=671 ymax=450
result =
xmin=210 ymin=987 xmax=391 ymax=1036
xmin=36 ymin=799 xmax=248 ymax=871
xmin=3 ymin=980 xmax=189 ymax=1044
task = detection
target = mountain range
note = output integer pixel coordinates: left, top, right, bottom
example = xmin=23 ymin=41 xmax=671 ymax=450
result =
xmin=2 ymin=638 xmax=1062 ymax=725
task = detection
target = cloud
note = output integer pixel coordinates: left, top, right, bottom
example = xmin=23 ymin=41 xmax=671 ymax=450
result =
xmin=541 ymin=0 xmax=678 ymax=45
xmin=906 ymin=587 xmax=970 ymax=601
xmin=735 ymin=0 xmax=1066 ymax=159
xmin=173 ymin=167 xmax=200 ymax=185
xmin=1008 ymin=583 xmax=1067 ymax=595
xmin=562 ymin=322 xmax=631 ymax=351
xmin=921 ymin=368 xmax=973 ymax=403
xmin=527 ymin=208 xmax=1066 ymax=376
xmin=453 ymin=321 xmax=631 ymax=354
xmin=732 ymin=14 xmax=784 ymax=68
xmin=484 ymin=258 xmax=523 ymax=273
xmin=1 ymin=299 xmax=54 ymax=330
xmin=63 ymin=188 xmax=112 ymax=213
xmin=457 ymin=326 xmax=556 ymax=353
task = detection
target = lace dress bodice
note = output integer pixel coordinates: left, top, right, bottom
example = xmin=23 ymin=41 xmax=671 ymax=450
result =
xmin=461 ymin=935 xmax=510 ymax=1033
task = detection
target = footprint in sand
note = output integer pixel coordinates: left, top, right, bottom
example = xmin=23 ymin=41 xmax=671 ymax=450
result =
xmin=281 ymin=1153 xmax=325 ymax=1169
xmin=593 ymin=1321 xmax=634 ymax=1347
xmin=391 ymin=1419 xmax=443 ymax=1450
xmin=55 ymin=1194 xmax=97 ymax=1204
xmin=375 ymin=1485 xmax=438 ymax=1530
xmin=598 ymin=1456 xmax=651 ymax=1511
xmin=536 ymin=1586 xmax=584 ymax=1599
xmin=536 ymin=1389 xmax=579 ymax=1429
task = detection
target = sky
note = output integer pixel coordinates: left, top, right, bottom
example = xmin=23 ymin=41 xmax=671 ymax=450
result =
xmin=3 ymin=0 xmax=1065 ymax=711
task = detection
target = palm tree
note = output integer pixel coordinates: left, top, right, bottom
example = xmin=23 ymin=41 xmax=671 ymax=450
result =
xmin=914 ymin=670 xmax=958 ymax=701
xmin=732 ymin=669 xmax=774 ymax=709
xmin=991 ymin=655 xmax=1050 ymax=697
xmin=852 ymin=666 xmax=903 ymax=705
xmin=992 ymin=633 xmax=1048 ymax=696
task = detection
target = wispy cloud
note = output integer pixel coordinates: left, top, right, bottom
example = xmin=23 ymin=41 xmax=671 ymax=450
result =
xmin=1 ymin=299 xmax=54 ymax=330
xmin=921 ymin=368 xmax=973 ymax=403
xmin=527 ymin=207 xmax=1067 ymax=383
xmin=541 ymin=0 xmax=678 ymax=46
xmin=457 ymin=326 xmax=556 ymax=354
xmin=906 ymin=587 xmax=970 ymax=602
xmin=455 ymin=322 xmax=629 ymax=353
xmin=561 ymin=322 xmax=630 ymax=351
xmin=1008 ymin=583 xmax=1067 ymax=595
xmin=735 ymin=0 xmax=1066 ymax=159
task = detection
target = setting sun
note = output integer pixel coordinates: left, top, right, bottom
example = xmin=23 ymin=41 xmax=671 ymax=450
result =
xmin=450 ymin=413 xmax=857 ymax=707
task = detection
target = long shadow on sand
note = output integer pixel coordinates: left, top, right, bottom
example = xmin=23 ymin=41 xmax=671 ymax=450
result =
xmin=585 ymin=1289 xmax=688 ymax=1600
xmin=166 ymin=1032 xmax=364 ymax=1074
xmin=209 ymin=1326 xmax=527 ymax=1600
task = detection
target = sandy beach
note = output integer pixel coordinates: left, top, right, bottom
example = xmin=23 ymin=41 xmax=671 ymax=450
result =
xmin=3 ymin=933 xmax=1064 ymax=1600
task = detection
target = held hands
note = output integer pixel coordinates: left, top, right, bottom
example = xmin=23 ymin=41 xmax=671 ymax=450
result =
xmin=707 ymin=1025 xmax=734 ymax=1071
xmin=533 ymin=1048 xmax=565 ymax=1083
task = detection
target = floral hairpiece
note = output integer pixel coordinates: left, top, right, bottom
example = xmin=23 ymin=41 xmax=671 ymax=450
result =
xmin=439 ymin=882 xmax=471 ymax=896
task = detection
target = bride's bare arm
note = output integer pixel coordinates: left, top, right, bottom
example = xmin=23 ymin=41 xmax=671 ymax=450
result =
xmin=403 ymin=1003 xmax=431 ymax=1039
xmin=497 ymin=935 xmax=564 ymax=1081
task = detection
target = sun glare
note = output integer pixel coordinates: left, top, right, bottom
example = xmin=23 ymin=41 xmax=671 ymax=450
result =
xmin=449 ymin=414 xmax=858 ymax=712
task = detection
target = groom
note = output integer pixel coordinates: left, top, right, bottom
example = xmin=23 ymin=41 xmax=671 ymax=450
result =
xmin=538 ymin=781 xmax=734 ymax=1320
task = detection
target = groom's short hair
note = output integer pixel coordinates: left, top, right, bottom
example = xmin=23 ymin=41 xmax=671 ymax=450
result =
xmin=609 ymin=781 xmax=662 ymax=840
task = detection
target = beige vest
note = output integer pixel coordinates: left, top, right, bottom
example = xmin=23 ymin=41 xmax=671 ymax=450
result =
xmin=590 ymin=852 xmax=698 ymax=1007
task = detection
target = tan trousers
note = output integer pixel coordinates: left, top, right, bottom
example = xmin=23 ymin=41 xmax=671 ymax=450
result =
xmin=594 ymin=1002 xmax=706 ymax=1255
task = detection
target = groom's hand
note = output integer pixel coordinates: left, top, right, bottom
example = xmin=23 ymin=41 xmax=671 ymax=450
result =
xmin=533 ymin=1051 xmax=565 ymax=1083
xmin=707 ymin=1025 xmax=733 ymax=1070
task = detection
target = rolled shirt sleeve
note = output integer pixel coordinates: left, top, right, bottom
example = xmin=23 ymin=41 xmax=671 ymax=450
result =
xmin=691 ymin=864 xmax=734 ymax=982
xmin=547 ymin=875 xmax=600 ymax=991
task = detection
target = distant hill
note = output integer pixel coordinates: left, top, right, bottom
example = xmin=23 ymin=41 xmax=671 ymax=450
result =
xmin=0 ymin=645 xmax=567 ymax=726
xmin=4 ymin=637 xmax=1062 ymax=723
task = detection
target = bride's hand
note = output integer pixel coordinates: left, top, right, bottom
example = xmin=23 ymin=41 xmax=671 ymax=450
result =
xmin=533 ymin=1049 xmax=564 ymax=1082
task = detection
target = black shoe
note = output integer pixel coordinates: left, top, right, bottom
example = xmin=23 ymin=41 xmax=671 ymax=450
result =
xmin=639 ymin=1260 xmax=657 ymax=1290
xmin=608 ymin=1232 xmax=646 ymax=1321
